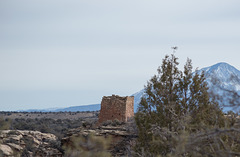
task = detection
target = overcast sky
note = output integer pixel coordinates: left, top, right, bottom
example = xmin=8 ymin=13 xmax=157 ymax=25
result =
xmin=1 ymin=0 xmax=240 ymax=111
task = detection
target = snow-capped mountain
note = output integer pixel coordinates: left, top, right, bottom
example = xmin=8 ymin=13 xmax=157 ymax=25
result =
xmin=132 ymin=89 xmax=144 ymax=112
xmin=201 ymin=62 xmax=240 ymax=92
xmin=201 ymin=62 xmax=240 ymax=112
xmin=133 ymin=62 xmax=240 ymax=113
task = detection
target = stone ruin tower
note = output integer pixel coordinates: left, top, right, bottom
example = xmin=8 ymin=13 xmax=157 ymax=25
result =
xmin=98 ymin=95 xmax=134 ymax=124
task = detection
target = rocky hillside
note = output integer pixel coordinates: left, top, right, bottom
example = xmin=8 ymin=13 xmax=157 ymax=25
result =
xmin=0 ymin=118 xmax=138 ymax=156
xmin=0 ymin=130 xmax=62 ymax=157
xmin=62 ymin=120 xmax=137 ymax=157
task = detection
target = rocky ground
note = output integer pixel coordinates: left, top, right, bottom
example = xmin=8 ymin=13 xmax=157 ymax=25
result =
xmin=0 ymin=119 xmax=138 ymax=157
xmin=62 ymin=122 xmax=138 ymax=156
xmin=0 ymin=111 xmax=99 ymax=120
xmin=0 ymin=130 xmax=62 ymax=157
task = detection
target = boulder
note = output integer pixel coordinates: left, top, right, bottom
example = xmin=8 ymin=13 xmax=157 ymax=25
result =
xmin=0 ymin=144 xmax=13 ymax=156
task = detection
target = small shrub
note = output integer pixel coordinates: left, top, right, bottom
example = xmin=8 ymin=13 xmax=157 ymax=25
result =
xmin=5 ymin=138 xmax=19 ymax=145
xmin=7 ymin=130 xmax=19 ymax=135
xmin=63 ymin=134 xmax=111 ymax=157
xmin=82 ymin=121 xmax=91 ymax=128
xmin=0 ymin=118 xmax=11 ymax=130
xmin=112 ymin=119 xmax=122 ymax=126
xmin=22 ymin=136 xmax=36 ymax=154
xmin=102 ymin=120 xmax=112 ymax=126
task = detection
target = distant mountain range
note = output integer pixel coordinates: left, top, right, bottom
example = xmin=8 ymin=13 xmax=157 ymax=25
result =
xmin=20 ymin=62 xmax=240 ymax=113
xmin=18 ymin=104 xmax=100 ymax=112
xmin=132 ymin=62 xmax=240 ymax=112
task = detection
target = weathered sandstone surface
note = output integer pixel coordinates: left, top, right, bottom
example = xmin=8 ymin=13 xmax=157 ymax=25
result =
xmin=0 ymin=130 xmax=62 ymax=157
xmin=62 ymin=123 xmax=137 ymax=157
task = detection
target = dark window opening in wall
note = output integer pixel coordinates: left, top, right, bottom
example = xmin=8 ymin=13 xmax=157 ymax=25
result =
xmin=119 ymin=113 xmax=120 ymax=115
xmin=112 ymin=115 xmax=113 ymax=117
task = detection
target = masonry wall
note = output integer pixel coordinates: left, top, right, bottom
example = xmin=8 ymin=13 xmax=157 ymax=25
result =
xmin=98 ymin=95 xmax=134 ymax=124
xmin=125 ymin=96 xmax=134 ymax=122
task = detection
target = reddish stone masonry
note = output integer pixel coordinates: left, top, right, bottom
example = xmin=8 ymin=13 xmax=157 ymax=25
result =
xmin=98 ymin=95 xmax=134 ymax=124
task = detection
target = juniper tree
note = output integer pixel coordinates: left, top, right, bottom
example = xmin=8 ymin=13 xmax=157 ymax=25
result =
xmin=178 ymin=58 xmax=193 ymax=116
xmin=135 ymin=54 xmax=181 ymax=155
xmin=134 ymin=53 xmax=226 ymax=156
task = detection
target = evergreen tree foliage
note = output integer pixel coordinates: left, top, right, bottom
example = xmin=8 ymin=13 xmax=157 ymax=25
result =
xmin=134 ymin=53 xmax=227 ymax=156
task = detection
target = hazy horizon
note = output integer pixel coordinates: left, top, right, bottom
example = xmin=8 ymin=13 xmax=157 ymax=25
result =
xmin=1 ymin=0 xmax=240 ymax=111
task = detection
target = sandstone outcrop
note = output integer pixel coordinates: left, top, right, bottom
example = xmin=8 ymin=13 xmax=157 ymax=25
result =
xmin=0 ymin=130 xmax=62 ymax=157
xmin=62 ymin=121 xmax=137 ymax=156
